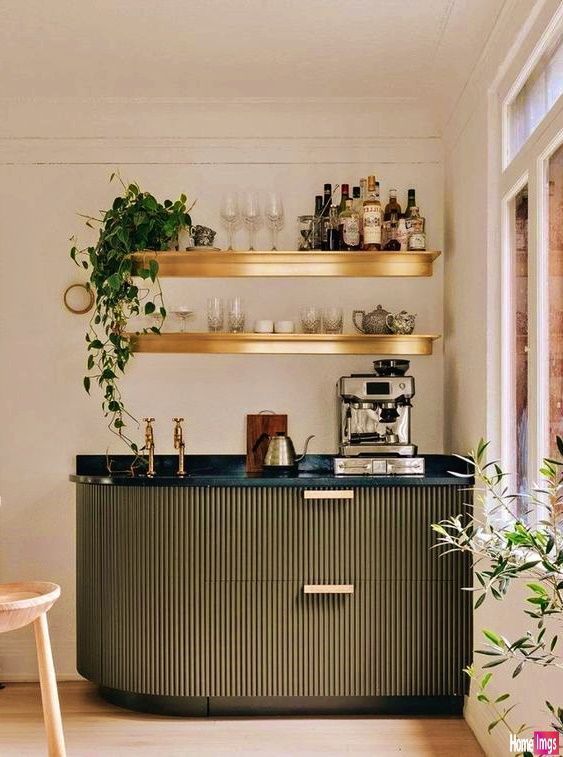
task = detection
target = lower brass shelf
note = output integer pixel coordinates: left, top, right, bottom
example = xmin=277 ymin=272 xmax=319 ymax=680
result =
xmin=130 ymin=332 xmax=441 ymax=355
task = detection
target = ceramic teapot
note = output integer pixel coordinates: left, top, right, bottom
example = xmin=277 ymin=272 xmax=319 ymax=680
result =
xmin=352 ymin=305 xmax=391 ymax=334
xmin=386 ymin=310 xmax=416 ymax=335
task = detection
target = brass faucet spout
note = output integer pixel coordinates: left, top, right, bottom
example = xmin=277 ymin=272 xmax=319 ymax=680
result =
xmin=143 ymin=417 xmax=156 ymax=477
xmin=173 ymin=418 xmax=186 ymax=477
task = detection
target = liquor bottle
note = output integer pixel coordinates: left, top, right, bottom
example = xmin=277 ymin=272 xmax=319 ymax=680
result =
xmin=362 ymin=175 xmax=382 ymax=250
xmin=396 ymin=215 xmax=409 ymax=250
xmin=339 ymin=198 xmax=360 ymax=251
xmin=339 ymin=184 xmax=350 ymax=214
xmin=405 ymin=188 xmax=416 ymax=219
xmin=406 ymin=206 xmax=426 ymax=250
xmin=321 ymin=184 xmax=332 ymax=246
xmin=313 ymin=195 xmax=324 ymax=249
xmin=384 ymin=189 xmax=402 ymax=222
xmin=352 ymin=186 xmax=363 ymax=246
xmin=322 ymin=205 xmax=341 ymax=251
xmin=323 ymin=184 xmax=332 ymax=215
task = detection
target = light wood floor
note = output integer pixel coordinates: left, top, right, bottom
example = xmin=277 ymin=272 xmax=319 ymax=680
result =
xmin=0 ymin=681 xmax=484 ymax=756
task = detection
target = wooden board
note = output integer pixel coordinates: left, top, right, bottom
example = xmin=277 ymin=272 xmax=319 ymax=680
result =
xmin=246 ymin=413 xmax=287 ymax=472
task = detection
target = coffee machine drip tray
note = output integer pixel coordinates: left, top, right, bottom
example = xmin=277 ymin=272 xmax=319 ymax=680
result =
xmin=341 ymin=443 xmax=417 ymax=457
xmin=334 ymin=457 xmax=425 ymax=476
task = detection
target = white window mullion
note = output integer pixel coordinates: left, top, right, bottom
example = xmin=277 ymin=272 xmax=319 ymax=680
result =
xmin=526 ymin=159 xmax=540 ymax=487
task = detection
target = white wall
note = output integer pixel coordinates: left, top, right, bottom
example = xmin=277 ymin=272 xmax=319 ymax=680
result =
xmin=444 ymin=1 xmax=562 ymax=755
xmin=0 ymin=99 xmax=444 ymax=679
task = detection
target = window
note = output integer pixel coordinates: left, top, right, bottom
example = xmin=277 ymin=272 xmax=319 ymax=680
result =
xmin=513 ymin=186 xmax=529 ymax=494
xmin=508 ymin=29 xmax=563 ymax=158
xmin=548 ymin=143 xmax=563 ymax=458
xmin=498 ymin=7 xmax=563 ymax=513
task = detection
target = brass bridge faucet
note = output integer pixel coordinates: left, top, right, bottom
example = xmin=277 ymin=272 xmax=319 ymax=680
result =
xmin=143 ymin=417 xmax=156 ymax=477
xmin=173 ymin=418 xmax=186 ymax=477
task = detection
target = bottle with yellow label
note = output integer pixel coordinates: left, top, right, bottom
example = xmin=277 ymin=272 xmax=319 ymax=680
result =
xmin=362 ymin=175 xmax=382 ymax=250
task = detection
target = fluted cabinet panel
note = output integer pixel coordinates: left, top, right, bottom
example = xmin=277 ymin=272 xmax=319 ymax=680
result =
xmin=77 ymin=485 xmax=206 ymax=696
xmin=76 ymin=483 xmax=471 ymax=699
xmin=204 ymin=485 xmax=467 ymax=581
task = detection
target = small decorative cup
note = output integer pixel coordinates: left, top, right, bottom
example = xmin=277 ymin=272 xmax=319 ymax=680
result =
xmin=254 ymin=319 xmax=274 ymax=333
xmin=228 ymin=297 xmax=246 ymax=333
xmin=300 ymin=305 xmax=322 ymax=334
xmin=207 ymin=297 xmax=224 ymax=332
xmin=193 ymin=225 xmax=217 ymax=247
xmin=274 ymin=320 xmax=295 ymax=333
xmin=322 ymin=306 xmax=343 ymax=334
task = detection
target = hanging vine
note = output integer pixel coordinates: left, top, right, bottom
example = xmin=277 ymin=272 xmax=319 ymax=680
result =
xmin=70 ymin=174 xmax=193 ymax=453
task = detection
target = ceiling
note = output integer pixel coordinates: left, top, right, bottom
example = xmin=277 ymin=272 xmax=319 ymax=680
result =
xmin=0 ymin=0 xmax=507 ymax=118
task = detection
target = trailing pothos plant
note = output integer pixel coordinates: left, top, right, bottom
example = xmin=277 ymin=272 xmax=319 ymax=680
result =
xmin=432 ymin=438 xmax=563 ymax=754
xmin=70 ymin=174 xmax=193 ymax=455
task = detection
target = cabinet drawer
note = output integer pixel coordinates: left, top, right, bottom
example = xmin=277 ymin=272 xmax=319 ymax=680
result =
xmin=206 ymin=580 xmax=371 ymax=697
xmin=203 ymin=486 xmax=468 ymax=582
xmin=206 ymin=579 xmax=470 ymax=698
xmin=204 ymin=486 xmax=356 ymax=581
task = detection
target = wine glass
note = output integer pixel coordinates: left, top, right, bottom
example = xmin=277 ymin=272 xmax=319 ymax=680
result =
xmin=242 ymin=191 xmax=261 ymax=251
xmin=266 ymin=192 xmax=284 ymax=251
xmin=172 ymin=306 xmax=194 ymax=333
xmin=220 ymin=192 xmax=240 ymax=251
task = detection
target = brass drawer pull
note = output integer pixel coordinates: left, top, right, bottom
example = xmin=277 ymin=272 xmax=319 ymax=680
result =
xmin=303 ymin=490 xmax=354 ymax=500
xmin=303 ymin=584 xmax=354 ymax=595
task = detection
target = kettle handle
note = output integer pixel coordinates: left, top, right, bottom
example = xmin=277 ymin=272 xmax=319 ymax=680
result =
xmin=386 ymin=313 xmax=395 ymax=329
xmin=352 ymin=311 xmax=365 ymax=334
xmin=295 ymin=434 xmax=316 ymax=463
xmin=252 ymin=432 xmax=270 ymax=453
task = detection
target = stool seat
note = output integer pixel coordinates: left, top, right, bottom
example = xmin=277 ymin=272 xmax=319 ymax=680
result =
xmin=0 ymin=582 xmax=61 ymax=633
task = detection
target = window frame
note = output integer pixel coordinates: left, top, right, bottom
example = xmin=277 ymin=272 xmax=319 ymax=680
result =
xmin=499 ymin=95 xmax=563 ymax=494
xmin=488 ymin=0 xmax=563 ymax=507
xmin=502 ymin=3 xmax=563 ymax=169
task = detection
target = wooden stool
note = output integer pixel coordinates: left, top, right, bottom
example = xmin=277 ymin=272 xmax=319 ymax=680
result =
xmin=0 ymin=582 xmax=66 ymax=757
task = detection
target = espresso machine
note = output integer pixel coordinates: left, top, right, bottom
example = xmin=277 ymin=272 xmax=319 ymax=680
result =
xmin=334 ymin=360 xmax=425 ymax=476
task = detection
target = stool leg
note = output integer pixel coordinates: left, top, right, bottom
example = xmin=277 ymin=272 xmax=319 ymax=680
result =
xmin=33 ymin=612 xmax=66 ymax=757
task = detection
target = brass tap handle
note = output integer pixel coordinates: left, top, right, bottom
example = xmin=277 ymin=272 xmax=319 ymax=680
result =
xmin=173 ymin=418 xmax=184 ymax=446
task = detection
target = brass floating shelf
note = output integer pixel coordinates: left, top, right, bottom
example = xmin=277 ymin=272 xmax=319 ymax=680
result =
xmin=131 ymin=250 xmax=441 ymax=278
xmin=130 ymin=332 xmax=441 ymax=356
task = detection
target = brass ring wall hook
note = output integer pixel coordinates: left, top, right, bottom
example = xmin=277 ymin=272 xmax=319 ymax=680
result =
xmin=63 ymin=283 xmax=95 ymax=314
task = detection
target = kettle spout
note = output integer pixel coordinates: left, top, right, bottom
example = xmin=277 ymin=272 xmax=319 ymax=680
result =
xmin=295 ymin=434 xmax=315 ymax=463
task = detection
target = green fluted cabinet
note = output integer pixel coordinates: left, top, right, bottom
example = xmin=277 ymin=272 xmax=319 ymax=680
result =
xmin=76 ymin=483 xmax=472 ymax=715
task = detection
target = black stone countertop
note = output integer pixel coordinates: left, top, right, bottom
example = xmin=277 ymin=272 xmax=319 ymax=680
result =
xmin=71 ymin=454 xmax=471 ymax=487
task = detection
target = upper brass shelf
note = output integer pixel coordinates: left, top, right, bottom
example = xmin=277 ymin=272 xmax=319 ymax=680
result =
xmin=131 ymin=250 xmax=441 ymax=278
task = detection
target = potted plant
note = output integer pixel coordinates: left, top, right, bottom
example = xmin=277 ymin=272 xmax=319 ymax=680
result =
xmin=70 ymin=174 xmax=193 ymax=454
xmin=433 ymin=439 xmax=563 ymax=753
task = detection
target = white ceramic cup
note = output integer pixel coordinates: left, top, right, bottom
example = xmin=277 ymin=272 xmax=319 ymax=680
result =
xmin=254 ymin=319 xmax=274 ymax=333
xmin=274 ymin=320 xmax=295 ymax=334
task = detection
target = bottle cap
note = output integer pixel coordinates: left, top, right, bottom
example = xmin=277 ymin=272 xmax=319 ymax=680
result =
xmin=352 ymin=186 xmax=360 ymax=198
xmin=367 ymin=175 xmax=376 ymax=190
